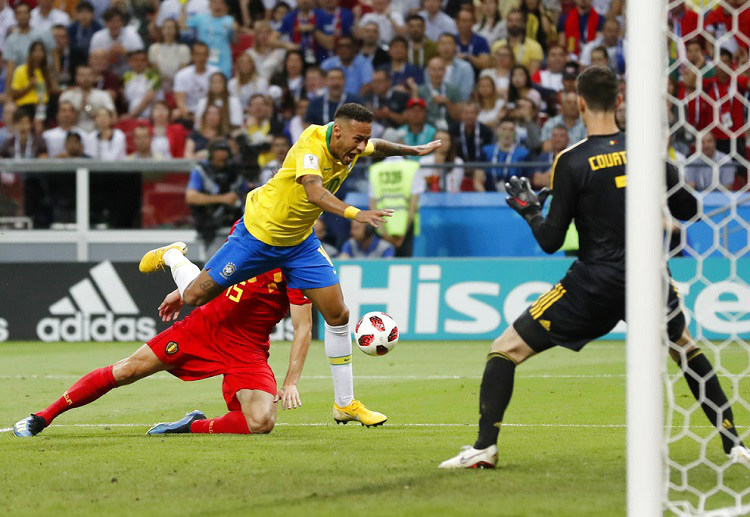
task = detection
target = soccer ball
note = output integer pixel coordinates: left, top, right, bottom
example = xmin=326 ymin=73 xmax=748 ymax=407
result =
xmin=354 ymin=311 xmax=399 ymax=356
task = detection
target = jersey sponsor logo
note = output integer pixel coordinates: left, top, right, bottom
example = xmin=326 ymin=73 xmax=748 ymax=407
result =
xmin=588 ymin=151 xmax=627 ymax=172
xmin=220 ymin=262 xmax=237 ymax=280
xmin=165 ymin=341 xmax=179 ymax=355
xmin=36 ymin=261 xmax=156 ymax=342
xmin=304 ymin=154 xmax=319 ymax=171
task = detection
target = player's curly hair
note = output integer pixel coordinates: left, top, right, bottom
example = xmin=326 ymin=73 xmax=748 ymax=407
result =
xmin=334 ymin=103 xmax=374 ymax=124
xmin=576 ymin=66 xmax=619 ymax=112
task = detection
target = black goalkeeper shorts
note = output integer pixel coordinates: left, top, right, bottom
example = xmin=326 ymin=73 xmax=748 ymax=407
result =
xmin=513 ymin=261 xmax=685 ymax=353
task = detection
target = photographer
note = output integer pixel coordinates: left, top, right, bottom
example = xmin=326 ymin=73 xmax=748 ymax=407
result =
xmin=186 ymin=139 xmax=249 ymax=250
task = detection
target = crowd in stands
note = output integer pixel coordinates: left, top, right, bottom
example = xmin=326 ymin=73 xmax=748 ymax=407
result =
xmin=0 ymin=0 xmax=748 ymax=246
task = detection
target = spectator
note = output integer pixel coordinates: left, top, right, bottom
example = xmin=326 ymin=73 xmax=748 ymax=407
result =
xmin=304 ymin=66 xmax=327 ymax=100
xmin=560 ymin=60 xmax=580 ymax=94
xmin=156 ymin=0 xmax=209 ymax=27
xmin=0 ymin=0 xmax=14 ymax=48
xmin=319 ymin=0 xmax=355 ymax=40
xmin=83 ymin=108 xmax=126 ymax=160
xmin=449 ymin=102 xmax=493 ymax=162
xmin=532 ymin=124 xmax=568 ymax=188
xmin=478 ymin=118 xmax=530 ymax=192
xmin=474 ymin=75 xmax=505 ymax=130
xmin=42 ymin=101 xmax=84 ymax=157
xmin=123 ymin=50 xmax=163 ymax=119
xmin=358 ymin=21 xmax=391 ymax=70
xmin=30 ymin=0 xmax=70 ymax=32
xmin=186 ymin=138 xmax=247 ymax=247
xmin=150 ymin=101 xmax=184 ymax=158
xmin=479 ymin=44 xmax=514 ymax=94
xmin=0 ymin=110 xmax=48 ymax=158
xmin=279 ymin=0 xmax=334 ymax=65
xmin=259 ymin=133 xmax=291 ymax=185
xmin=419 ymin=0 xmax=457 ymax=42
xmin=195 ymin=71 xmax=244 ymax=130
xmin=397 ymin=97 xmax=437 ymax=156
xmin=269 ymin=2 xmax=290 ymax=32
xmin=677 ymin=67 xmax=711 ymax=146
xmin=491 ymin=9 xmax=543 ymax=75
xmin=541 ymin=91 xmax=585 ymax=151
xmin=368 ymin=153 xmax=423 ymax=256
xmin=588 ymin=46 xmax=609 ymax=69
xmin=339 ymin=219 xmax=395 ymax=259
xmin=474 ymin=0 xmax=507 ymax=45
xmin=557 ymin=0 xmax=603 ymax=58
xmin=405 ymin=13 xmax=436 ymax=69
xmin=88 ymin=48 xmax=126 ymax=113
xmin=419 ymin=129 xmax=463 ymax=192
xmin=185 ymin=104 xmax=226 ymax=159
xmin=313 ymin=218 xmax=339 ymax=258
xmin=531 ymin=43 xmax=565 ymax=92
xmin=183 ymin=0 xmax=236 ymax=78
xmin=455 ymin=9 xmax=491 ymax=73
xmin=229 ymin=53 xmax=269 ymax=111
xmin=305 ymin=68 xmax=361 ymax=125
xmin=364 ymin=68 xmax=409 ymax=130
xmin=68 ymin=1 xmax=103 ymax=72
xmin=271 ymin=50 xmax=306 ymax=112
xmin=58 ymin=131 xmax=88 ymax=158
xmin=705 ymin=48 xmax=748 ymax=159
xmin=520 ymin=0 xmax=557 ymax=52
xmin=173 ymin=41 xmax=221 ymax=121
xmin=615 ymin=99 xmax=625 ymax=131
xmin=245 ymin=93 xmax=282 ymax=165
xmin=580 ymin=18 xmax=625 ymax=74
xmin=0 ymin=101 xmax=15 ymax=149
xmin=507 ymin=64 xmax=542 ymax=111
xmin=10 ymin=40 xmax=56 ymax=130
xmin=4 ymin=3 xmax=55 ymax=81
xmin=287 ymin=96 xmax=310 ymax=142
xmin=147 ymin=18 xmax=191 ymax=88
xmin=59 ymin=65 xmax=116 ymax=132
xmin=90 ymin=7 xmax=145 ymax=75
xmin=51 ymin=24 xmax=73 ymax=89
xmin=668 ymin=2 xmax=699 ymax=43
xmin=436 ymin=33 xmax=474 ymax=102
xmin=247 ymin=21 xmax=287 ymax=83
xmin=383 ymin=36 xmax=424 ymax=89
xmin=416 ymin=56 xmax=461 ymax=128
xmin=321 ymin=34 xmax=374 ymax=96
xmin=684 ymin=38 xmax=715 ymax=78
xmin=704 ymin=0 xmax=749 ymax=57
xmin=512 ymin=97 xmax=542 ymax=154
xmin=128 ymin=125 xmax=163 ymax=159
xmin=358 ymin=0 xmax=405 ymax=47
xmin=685 ymin=132 xmax=736 ymax=191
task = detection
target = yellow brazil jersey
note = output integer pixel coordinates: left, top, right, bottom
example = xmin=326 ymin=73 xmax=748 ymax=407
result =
xmin=243 ymin=123 xmax=375 ymax=246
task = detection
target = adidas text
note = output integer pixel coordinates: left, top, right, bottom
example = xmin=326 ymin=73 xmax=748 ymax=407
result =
xmin=37 ymin=313 xmax=155 ymax=342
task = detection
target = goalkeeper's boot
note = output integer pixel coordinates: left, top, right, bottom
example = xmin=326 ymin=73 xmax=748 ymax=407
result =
xmin=13 ymin=414 xmax=46 ymax=437
xmin=438 ymin=445 xmax=498 ymax=469
xmin=333 ymin=400 xmax=387 ymax=427
xmin=147 ymin=410 xmax=205 ymax=435
xmin=728 ymin=445 xmax=750 ymax=465
xmin=139 ymin=242 xmax=187 ymax=273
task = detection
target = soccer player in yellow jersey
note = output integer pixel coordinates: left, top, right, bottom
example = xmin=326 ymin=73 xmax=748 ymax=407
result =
xmin=140 ymin=103 xmax=440 ymax=426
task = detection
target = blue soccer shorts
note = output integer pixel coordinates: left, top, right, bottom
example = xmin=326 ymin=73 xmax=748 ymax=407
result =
xmin=204 ymin=218 xmax=339 ymax=290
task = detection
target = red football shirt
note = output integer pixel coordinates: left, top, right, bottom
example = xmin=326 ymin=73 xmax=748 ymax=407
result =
xmin=191 ymin=269 xmax=310 ymax=351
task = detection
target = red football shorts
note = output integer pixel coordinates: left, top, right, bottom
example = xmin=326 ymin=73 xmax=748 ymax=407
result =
xmin=147 ymin=315 xmax=277 ymax=411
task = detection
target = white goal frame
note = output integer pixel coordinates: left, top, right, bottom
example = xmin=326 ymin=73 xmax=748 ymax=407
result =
xmin=626 ymin=0 xmax=667 ymax=516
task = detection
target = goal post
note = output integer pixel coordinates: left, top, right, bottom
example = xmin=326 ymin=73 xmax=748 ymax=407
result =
xmin=626 ymin=1 xmax=667 ymax=516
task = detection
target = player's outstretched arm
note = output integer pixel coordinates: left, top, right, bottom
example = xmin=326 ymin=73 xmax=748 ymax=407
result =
xmin=505 ymin=175 xmax=567 ymax=254
xmin=369 ymin=138 xmax=442 ymax=158
xmin=300 ymin=174 xmax=394 ymax=227
xmin=276 ymin=303 xmax=313 ymax=410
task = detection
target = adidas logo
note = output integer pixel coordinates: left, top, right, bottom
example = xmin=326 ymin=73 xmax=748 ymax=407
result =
xmin=36 ymin=261 xmax=156 ymax=342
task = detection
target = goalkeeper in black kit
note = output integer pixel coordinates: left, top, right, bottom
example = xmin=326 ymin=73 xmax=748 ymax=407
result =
xmin=439 ymin=66 xmax=750 ymax=469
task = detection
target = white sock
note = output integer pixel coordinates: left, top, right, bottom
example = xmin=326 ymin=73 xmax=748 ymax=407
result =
xmin=325 ymin=322 xmax=354 ymax=407
xmin=164 ymin=248 xmax=201 ymax=297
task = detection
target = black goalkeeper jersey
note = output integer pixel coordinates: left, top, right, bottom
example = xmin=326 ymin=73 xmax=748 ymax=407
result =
xmin=529 ymin=131 xmax=696 ymax=270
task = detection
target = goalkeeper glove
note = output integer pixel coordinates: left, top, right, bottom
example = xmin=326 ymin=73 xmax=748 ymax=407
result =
xmin=505 ymin=176 xmax=550 ymax=223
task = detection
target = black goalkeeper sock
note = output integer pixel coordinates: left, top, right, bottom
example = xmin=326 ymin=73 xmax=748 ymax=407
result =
xmin=681 ymin=350 xmax=743 ymax=454
xmin=475 ymin=353 xmax=516 ymax=450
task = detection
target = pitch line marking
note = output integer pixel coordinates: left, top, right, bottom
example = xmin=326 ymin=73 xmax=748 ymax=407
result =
xmin=0 ymin=373 xmax=627 ymax=381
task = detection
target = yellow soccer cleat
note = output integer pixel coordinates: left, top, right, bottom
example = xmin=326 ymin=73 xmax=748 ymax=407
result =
xmin=333 ymin=400 xmax=387 ymax=427
xmin=139 ymin=242 xmax=187 ymax=273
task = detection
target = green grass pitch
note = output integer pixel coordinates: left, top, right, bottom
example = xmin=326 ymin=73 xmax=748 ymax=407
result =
xmin=1 ymin=340 xmax=748 ymax=517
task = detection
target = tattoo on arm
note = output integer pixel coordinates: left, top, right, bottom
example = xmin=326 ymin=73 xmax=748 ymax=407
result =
xmin=199 ymin=280 xmax=217 ymax=293
xmin=301 ymin=175 xmax=324 ymax=187
xmin=371 ymin=138 xmax=415 ymax=157
xmin=317 ymin=190 xmax=331 ymax=202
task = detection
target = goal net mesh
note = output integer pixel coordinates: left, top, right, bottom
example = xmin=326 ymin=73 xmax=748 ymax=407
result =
xmin=665 ymin=1 xmax=750 ymax=515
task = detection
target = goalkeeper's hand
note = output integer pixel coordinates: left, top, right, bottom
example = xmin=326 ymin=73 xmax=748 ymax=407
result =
xmin=505 ymin=176 xmax=550 ymax=222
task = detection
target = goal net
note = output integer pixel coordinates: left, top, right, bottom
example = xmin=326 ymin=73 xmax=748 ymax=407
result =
xmin=659 ymin=1 xmax=750 ymax=515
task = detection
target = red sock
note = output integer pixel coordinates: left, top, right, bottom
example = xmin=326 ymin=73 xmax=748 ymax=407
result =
xmin=190 ymin=411 xmax=250 ymax=434
xmin=35 ymin=365 xmax=118 ymax=426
